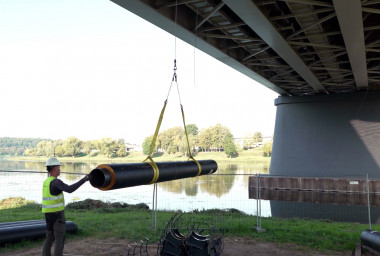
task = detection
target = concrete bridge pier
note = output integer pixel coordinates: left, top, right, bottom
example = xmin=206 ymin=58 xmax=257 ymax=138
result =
xmin=269 ymin=91 xmax=380 ymax=222
xmin=270 ymin=91 xmax=380 ymax=179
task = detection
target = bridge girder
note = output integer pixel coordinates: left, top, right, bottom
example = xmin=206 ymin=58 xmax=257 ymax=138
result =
xmin=110 ymin=0 xmax=380 ymax=96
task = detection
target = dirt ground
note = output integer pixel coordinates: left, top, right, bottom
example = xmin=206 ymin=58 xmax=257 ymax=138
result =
xmin=0 ymin=237 xmax=355 ymax=256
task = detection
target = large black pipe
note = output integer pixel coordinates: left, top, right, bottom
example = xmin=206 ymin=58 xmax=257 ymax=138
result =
xmin=89 ymin=160 xmax=217 ymax=191
xmin=0 ymin=219 xmax=46 ymax=228
xmin=0 ymin=220 xmax=78 ymax=244
xmin=361 ymin=229 xmax=380 ymax=252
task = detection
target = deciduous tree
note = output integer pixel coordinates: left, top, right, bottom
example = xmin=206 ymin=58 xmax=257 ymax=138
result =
xmin=243 ymin=133 xmax=254 ymax=149
xmin=179 ymin=134 xmax=196 ymax=156
xmin=185 ymin=124 xmax=199 ymax=136
xmin=252 ymin=132 xmax=263 ymax=143
xmin=142 ymin=136 xmax=155 ymax=155
xmin=198 ymin=123 xmax=233 ymax=152
xmin=262 ymin=141 xmax=273 ymax=157
xmin=157 ymin=127 xmax=183 ymax=153
xmin=117 ymin=143 xmax=127 ymax=157
xmin=224 ymin=132 xmax=237 ymax=157
xmin=62 ymin=137 xmax=81 ymax=157
xmin=98 ymin=137 xmax=118 ymax=158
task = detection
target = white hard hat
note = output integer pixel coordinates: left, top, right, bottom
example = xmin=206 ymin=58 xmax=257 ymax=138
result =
xmin=45 ymin=157 xmax=61 ymax=167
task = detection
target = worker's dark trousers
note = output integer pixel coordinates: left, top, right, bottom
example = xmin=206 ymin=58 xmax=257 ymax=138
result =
xmin=42 ymin=211 xmax=66 ymax=256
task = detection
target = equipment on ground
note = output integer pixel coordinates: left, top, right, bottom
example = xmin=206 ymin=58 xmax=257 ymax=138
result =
xmin=158 ymin=213 xmax=224 ymax=256
xmin=361 ymin=229 xmax=380 ymax=252
xmin=0 ymin=219 xmax=78 ymax=244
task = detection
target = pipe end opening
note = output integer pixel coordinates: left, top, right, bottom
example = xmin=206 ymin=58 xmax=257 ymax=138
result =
xmin=89 ymin=168 xmax=106 ymax=188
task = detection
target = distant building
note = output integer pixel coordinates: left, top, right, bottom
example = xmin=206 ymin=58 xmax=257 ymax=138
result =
xmin=234 ymin=136 xmax=272 ymax=149
xmin=263 ymin=136 xmax=273 ymax=143
xmin=125 ymin=143 xmax=142 ymax=152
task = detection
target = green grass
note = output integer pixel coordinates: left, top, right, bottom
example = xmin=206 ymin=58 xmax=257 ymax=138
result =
xmin=0 ymin=198 xmax=372 ymax=254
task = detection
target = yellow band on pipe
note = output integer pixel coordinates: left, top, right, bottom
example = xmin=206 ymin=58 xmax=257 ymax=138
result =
xmin=145 ymin=156 xmax=159 ymax=184
xmin=189 ymin=157 xmax=202 ymax=176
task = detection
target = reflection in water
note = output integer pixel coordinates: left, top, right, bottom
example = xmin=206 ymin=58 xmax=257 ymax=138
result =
xmin=184 ymin=184 xmax=198 ymax=196
xmin=0 ymin=159 xmax=34 ymax=171
xmin=199 ymin=172 xmax=235 ymax=198
xmin=1 ymin=159 xmax=370 ymax=222
xmin=0 ymin=159 xmax=268 ymax=215
xmin=159 ymin=179 xmax=188 ymax=194
xmin=61 ymin=162 xmax=99 ymax=181
xmin=24 ymin=161 xmax=44 ymax=171
xmin=0 ymin=159 xmax=100 ymax=174
xmin=159 ymin=164 xmax=240 ymax=197
xmin=158 ymin=163 xmax=269 ymax=198
xmin=0 ymin=159 xmax=101 ymax=182
xmin=62 ymin=162 xmax=99 ymax=174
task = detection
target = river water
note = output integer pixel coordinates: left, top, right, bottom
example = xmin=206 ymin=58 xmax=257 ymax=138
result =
xmin=0 ymin=159 xmax=271 ymax=216
xmin=2 ymin=159 xmax=378 ymax=224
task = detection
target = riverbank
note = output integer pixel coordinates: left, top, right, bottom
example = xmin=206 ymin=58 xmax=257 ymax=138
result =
xmin=0 ymin=198 xmax=373 ymax=255
xmin=0 ymin=149 xmax=271 ymax=165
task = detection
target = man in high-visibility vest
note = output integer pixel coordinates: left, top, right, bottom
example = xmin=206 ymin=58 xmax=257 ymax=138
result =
xmin=42 ymin=157 xmax=89 ymax=256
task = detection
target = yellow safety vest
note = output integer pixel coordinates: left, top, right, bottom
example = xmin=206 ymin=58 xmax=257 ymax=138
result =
xmin=42 ymin=176 xmax=65 ymax=213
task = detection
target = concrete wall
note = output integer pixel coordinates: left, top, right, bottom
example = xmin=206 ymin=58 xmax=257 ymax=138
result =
xmin=270 ymin=91 xmax=380 ymax=178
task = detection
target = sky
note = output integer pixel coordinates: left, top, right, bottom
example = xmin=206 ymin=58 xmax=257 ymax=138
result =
xmin=0 ymin=0 xmax=278 ymax=144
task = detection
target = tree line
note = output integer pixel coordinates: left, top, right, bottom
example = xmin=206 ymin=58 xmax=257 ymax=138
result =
xmin=0 ymin=123 xmax=272 ymax=158
xmin=0 ymin=137 xmax=45 ymax=156
xmin=142 ymin=123 xmax=272 ymax=157
xmin=24 ymin=137 xmax=128 ymax=158
xmin=143 ymin=123 xmax=238 ymax=157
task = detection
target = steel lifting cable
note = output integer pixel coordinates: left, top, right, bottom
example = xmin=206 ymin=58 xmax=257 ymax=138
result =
xmin=143 ymin=1 xmax=201 ymax=181
xmin=142 ymin=64 xmax=178 ymax=184
xmin=176 ymin=70 xmax=202 ymax=177
xmin=143 ymin=59 xmax=202 ymax=183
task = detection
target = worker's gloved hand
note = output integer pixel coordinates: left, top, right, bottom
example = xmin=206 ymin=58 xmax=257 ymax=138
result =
xmin=85 ymin=174 xmax=92 ymax=181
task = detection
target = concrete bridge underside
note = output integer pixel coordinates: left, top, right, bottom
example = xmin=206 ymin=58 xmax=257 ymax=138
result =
xmin=110 ymin=0 xmax=380 ymax=178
